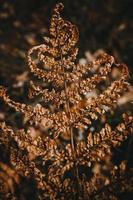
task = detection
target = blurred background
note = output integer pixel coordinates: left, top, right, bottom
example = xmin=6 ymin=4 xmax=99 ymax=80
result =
xmin=0 ymin=1 xmax=133 ymax=199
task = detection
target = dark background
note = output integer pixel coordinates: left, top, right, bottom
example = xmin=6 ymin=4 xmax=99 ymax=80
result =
xmin=0 ymin=1 xmax=133 ymax=198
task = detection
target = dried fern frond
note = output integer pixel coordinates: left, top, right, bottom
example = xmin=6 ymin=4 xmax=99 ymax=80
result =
xmin=0 ymin=2 xmax=133 ymax=200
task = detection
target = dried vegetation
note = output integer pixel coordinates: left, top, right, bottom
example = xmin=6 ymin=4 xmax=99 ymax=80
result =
xmin=0 ymin=3 xmax=133 ymax=200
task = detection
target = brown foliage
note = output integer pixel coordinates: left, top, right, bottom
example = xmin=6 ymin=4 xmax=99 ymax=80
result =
xmin=0 ymin=3 xmax=133 ymax=200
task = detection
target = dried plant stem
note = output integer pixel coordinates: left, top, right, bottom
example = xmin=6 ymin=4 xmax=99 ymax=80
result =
xmin=59 ymin=42 xmax=75 ymax=156
xmin=65 ymin=82 xmax=81 ymax=199
xmin=59 ymin=42 xmax=81 ymax=197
